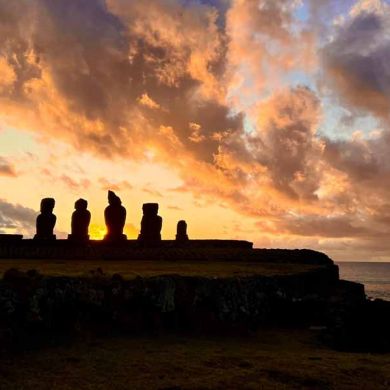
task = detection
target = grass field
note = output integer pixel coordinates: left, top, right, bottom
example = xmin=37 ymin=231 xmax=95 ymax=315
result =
xmin=0 ymin=259 xmax=319 ymax=279
xmin=0 ymin=329 xmax=388 ymax=389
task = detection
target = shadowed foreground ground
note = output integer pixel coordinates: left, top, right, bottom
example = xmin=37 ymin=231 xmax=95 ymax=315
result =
xmin=1 ymin=329 xmax=389 ymax=390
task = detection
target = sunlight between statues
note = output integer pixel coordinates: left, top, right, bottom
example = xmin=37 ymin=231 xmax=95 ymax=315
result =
xmin=33 ymin=190 xmax=189 ymax=244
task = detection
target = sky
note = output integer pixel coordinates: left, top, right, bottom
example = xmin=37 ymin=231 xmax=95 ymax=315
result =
xmin=1 ymin=0 xmax=390 ymax=261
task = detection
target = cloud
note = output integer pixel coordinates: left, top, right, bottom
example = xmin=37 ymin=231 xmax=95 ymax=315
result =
xmin=0 ymin=199 xmax=36 ymax=235
xmin=188 ymin=122 xmax=206 ymax=143
xmin=2 ymin=0 xmax=390 ymax=259
xmin=226 ymin=0 xmax=317 ymax=110
xmin=167 ymin=205 xmax=183 ymax=211
xmin=60 ymin=174 xmax=91 ymax=191
xmin=0 ymin=156 xmax=16 ymax=176
xmin=321 ymin=1 xmax=390 ymax=120
xmin=99 ymin=177 xmax=133 ymax=192
xmin=0 ymin=56 xmax=16 ymax=94
xmin=251 ymin=86 xmax=323 ymax=199
xmin=40 ymin=168 xmax=91 ymax=191
xmin=277 ymin=215 xmax=373 ymax=238
xmin=137 ymin=93 xmax=161 ymax=110
xmin=142 ymin=185 xmax=163 ymax=198
xmin=0 ymin=0 xmax=244 ymax=164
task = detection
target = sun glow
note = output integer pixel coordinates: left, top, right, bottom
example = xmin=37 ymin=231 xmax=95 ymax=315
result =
xmin=89 ymin=224 xmax=107 ymax=240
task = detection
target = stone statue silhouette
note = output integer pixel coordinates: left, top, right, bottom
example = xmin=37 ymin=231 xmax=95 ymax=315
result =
xmin=176 ymin=220 xmax=189 ymax=242
xmin=104 ymin=190 xmax=127 ymax=241
xmin=138 ymin=203 xmax=162 ymax=244
xmin=68 ymin=198 xmax=91 ymax=242
xmin=34 ymin=198 xmax=56 ymax=240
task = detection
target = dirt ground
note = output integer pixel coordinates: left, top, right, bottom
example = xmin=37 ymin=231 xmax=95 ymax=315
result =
xmin=1 ymin=329 xmax=389 ymax=390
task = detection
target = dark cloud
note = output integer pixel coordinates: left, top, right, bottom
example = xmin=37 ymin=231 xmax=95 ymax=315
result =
xmin=0 ymin=199 xmax=36 ymax=232
xmin=278 ymin=215 xmax=372 ymax=238
xmin=322 ymin=8 xmax=390 ymax=119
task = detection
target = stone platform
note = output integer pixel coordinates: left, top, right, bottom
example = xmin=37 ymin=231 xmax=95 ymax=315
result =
xmin=0 ymin=239 xmax=255 ymax=260
xmin=0 ymin=239 xmax=337 ymax=267
xmin=0 ymin=234 xmax=23 ymax=241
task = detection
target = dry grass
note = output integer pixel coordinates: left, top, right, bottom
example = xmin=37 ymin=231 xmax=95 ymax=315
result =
xmin=0 ymin=259 xmax=319 ymax=279
xmin=0 ymin=329 xmax=388 ymax=389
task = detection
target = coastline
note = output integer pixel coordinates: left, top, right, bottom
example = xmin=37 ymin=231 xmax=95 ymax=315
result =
xmin=337 ymin=261 xmax=390 ymax=301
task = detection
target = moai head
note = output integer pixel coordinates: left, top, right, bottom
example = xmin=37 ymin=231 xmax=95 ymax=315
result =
xmin=177 ymin=220 xmax=187 ymax=234
xmin=142 ymin=203 xmax=159 ymax=216
xmin=108 ymin=190 xmax=121 ymax=206
xmin=40 ymin=198 xmax=55 ymax=214
xmin=75 ymin=198 xmax=88 ymax=211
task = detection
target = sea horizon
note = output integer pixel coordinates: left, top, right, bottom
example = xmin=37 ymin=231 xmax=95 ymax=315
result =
xmin=336 ymin=261 xmax=390 ymax=301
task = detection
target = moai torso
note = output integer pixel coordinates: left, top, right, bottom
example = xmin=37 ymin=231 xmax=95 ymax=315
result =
xmin=138 ymin=203 xmax=162 ymax=243
xmin=104 ymin=191 xmax=127 ymax=241
xmin=69 ymin=198 xmax=91 ymax=241
xmin=35 ymin=198 xmax=56 ymax=240
xmin=176 ymin=220 xmax=189 ymax=242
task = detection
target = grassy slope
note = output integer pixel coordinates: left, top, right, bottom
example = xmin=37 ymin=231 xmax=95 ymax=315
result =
xmin=0 ymin=259 xmax=319 ymax=279
xmin=0 ymin=330 xmax=389 ymax=389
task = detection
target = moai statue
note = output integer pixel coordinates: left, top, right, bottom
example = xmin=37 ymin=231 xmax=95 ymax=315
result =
xmin=68 ymin=198 xmax=91 ymax=242
xmin=138 ymin=203 xmax=162 ymax=244
xmin=104 ymin=190 xmax=127 ymax=241
xmin=176 ymin=220 xmax=189 ymax=242
xmin=34 ymin=198 xmax=56 ymax=240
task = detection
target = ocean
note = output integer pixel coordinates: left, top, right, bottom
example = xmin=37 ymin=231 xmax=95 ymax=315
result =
xmin=337 ymin=262 xmax=390 ymax=301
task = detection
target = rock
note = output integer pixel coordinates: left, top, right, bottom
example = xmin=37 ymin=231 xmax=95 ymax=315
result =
xmin=68 ymin=199 xmax=91 ymax=242
xmin=0 ymin=266 xmax=371 ymax=351
xmin=138 ymin=203 xmax=162 ymax=245
xmin=34 ymin=198 xmax=56 ymax=240
xmin=326 ymin=298 xmax=390 ymax=352
xmin=104 ymin=191 xmax=127 ymax=242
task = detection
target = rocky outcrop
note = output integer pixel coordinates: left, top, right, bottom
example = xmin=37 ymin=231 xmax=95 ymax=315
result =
xmin=0 ymin=263 xmax=366 ymax=351
xmin=325 ymin=297 xmax=390 ymax=353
